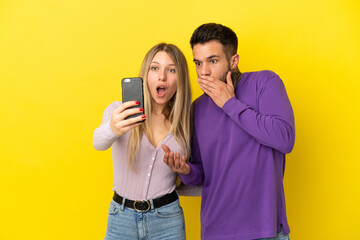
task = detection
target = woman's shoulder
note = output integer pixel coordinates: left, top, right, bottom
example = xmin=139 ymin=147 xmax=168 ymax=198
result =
xmin=104 ymin=101 xmax=122 ymax=112
xmin=108 ymin=101 xmax=122 ymax=108
xmin=101 ymin=101 xmax=122 ymax=118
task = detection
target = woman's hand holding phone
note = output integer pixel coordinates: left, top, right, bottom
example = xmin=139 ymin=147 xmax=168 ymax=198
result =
xmin=110 ymin=101 xmax=146 ymax=136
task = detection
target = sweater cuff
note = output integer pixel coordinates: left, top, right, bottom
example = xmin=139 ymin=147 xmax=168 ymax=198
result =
xmin=178 ymin=163 xmax=199 ymax=185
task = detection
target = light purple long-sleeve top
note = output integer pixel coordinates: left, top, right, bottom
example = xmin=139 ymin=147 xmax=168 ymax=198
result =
xmin=93 ymin=101 xmax=186 ymax=200
xmin=180 ymin=70 xmax=295 ymax=239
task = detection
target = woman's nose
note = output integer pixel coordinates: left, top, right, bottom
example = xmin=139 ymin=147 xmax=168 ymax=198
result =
xmin=158 ymin=69 xmax=166 ymax=81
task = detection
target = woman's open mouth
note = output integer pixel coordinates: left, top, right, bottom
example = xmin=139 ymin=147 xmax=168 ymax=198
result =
xmin=156 ymin=86 xmax=167 ymax=97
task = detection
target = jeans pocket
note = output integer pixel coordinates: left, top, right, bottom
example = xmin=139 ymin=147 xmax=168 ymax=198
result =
xmin=108 ymin=200 xmax=120 ymax=215
xmin=155 ymin=200 xmax=183 ymax=218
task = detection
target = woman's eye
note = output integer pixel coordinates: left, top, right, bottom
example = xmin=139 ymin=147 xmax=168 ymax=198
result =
xmin=151 ymin=67 xmax=158 ymax=71
xmin=168 ymin=69 xmax=176 ymax=73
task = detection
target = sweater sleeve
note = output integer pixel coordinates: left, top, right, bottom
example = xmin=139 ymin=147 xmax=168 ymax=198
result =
xmin=222 ymin=73 xmax=295 ymax=153
xmin=93 ymin=101 xmax=121 ymax=151
xmin=179 ymin=103 xmax=205 ymax=186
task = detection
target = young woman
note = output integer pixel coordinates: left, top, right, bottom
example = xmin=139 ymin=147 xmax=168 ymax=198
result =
xmin=93 ymin=43 xmax=191 ymax=240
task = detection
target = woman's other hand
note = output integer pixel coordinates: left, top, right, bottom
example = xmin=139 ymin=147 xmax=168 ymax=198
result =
xmin=162 ymin=144 xmax=190 ymax=175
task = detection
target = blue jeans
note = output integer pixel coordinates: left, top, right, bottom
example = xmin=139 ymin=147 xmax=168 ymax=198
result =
xmin=105 ymin=199 xmax=185 ymax=240
xmin=256 ymin=226 xmax=290 ymax=240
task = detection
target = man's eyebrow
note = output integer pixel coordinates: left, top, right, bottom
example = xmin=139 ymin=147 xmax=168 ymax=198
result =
xmin=207 ymin=55 xmax=220 ymax=59
xmin=193 ymin=55 xmax=220 ymax=62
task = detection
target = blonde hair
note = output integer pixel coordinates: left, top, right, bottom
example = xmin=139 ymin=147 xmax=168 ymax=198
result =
xmin=127 ymin=43 xmax=192 ymax=171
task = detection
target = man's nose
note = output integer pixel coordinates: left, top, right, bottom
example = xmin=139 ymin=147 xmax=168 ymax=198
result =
xmin=200 ymin=63 xmax=210 ymax=76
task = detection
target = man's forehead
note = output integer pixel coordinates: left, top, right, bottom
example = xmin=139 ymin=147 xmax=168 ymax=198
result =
xmin=192 ymin=40 xmax=226 ymax=60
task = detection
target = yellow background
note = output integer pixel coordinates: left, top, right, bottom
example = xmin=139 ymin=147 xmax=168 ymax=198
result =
xmin=1 ymin=0 xmax=359 ymax=239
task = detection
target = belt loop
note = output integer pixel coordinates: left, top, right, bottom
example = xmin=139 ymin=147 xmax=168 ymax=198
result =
xmin=149 ymin=199 xmax=155 ymax=212
xmin=120 ymin=196 xmax=126 ymax=211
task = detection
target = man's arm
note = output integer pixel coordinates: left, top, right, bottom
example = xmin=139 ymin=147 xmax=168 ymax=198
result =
xmin=162 ymin=102 xmax=205 ymax=186
xmin=223 ymin=73 xmax=295 ymax=153
xmin=179 ymin=124 xmax=205 ymax=185
xmin=198 ymin=71 xmax=295 ymax=153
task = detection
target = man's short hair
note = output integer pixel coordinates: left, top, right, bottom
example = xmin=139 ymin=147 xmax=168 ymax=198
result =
xmin=190 ymin=23 xmax=238 ymax=59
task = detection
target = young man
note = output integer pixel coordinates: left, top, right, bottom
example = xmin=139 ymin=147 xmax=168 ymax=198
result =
xmin=163 ymin=23 xmax=295 ymax=239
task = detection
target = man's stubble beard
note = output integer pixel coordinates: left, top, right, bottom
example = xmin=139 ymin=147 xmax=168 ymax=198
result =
xmin=219 ymin=64 xmax=232 ymax=83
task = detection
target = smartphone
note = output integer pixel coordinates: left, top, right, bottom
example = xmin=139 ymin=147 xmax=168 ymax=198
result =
xmin=121 ymin=77 xmax=144 ymax=122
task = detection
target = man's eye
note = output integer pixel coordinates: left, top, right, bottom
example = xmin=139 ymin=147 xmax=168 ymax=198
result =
xmin=210 ymin=59 xmax=217 ymax=64
xmin=195 ymin=62 xmax=201 ymax=66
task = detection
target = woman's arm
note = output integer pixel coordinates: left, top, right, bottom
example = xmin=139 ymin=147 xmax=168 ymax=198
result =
xmin=93 ymin=101 xmax=145 ymax=150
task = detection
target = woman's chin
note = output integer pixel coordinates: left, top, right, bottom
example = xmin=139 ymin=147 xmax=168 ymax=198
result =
xmin=153 ymin=100 xmax=168 ymax=106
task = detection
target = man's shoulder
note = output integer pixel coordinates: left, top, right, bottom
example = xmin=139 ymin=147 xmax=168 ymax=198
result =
xmin=243 ymin=70 xmax=282 ymax=90
xmin=246 ymin=70 xmax=279 ymax=81
xmin=192 ymin=94 xmax=207 ymax=106
xmin=191 ymin=94 xmax=209 ymax=115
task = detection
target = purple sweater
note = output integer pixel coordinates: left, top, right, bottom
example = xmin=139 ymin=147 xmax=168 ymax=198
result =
xmin=180 ymin=71 xmax=295 ymax=240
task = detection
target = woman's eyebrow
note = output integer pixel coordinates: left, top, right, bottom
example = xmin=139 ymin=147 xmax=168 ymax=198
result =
xmin=151 ymin=61 xmax=175 ymax=66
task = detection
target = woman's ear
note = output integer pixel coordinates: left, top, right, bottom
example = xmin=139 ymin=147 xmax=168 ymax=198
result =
xmin=230 ymin=54 xmax=239 ymax=70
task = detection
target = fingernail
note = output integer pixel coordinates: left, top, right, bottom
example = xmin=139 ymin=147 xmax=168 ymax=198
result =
xmin=142 ymin=115 xmax=146 ymax=119
xmin=139 ymin=108 xmax=143 ymax=112
xmin=135 ymin=101 xmax=140 ymax=104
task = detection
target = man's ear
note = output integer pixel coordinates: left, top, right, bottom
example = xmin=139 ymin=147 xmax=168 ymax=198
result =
xmin=230 ymin=54 xmax=239 ymax=70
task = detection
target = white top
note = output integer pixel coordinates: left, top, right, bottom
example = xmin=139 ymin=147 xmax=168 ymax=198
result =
xmin=93 ymin=101 xmax=186 ymax=200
